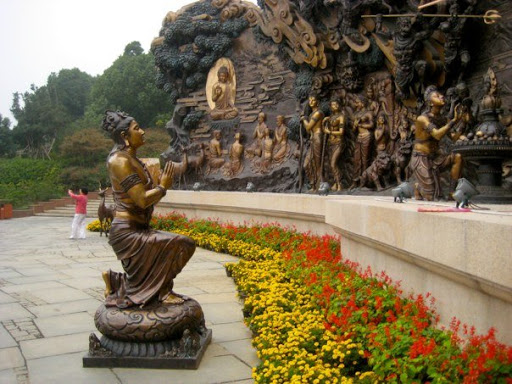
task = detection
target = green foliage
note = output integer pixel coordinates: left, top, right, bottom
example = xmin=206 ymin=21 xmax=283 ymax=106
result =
xmin=4 ymin=40 xmax=175 ymax=206
xmin=46 ymin=68 xmax=94 ymax=119
xmin=11 ymin=87 xmax=70 ymax=159
xmin=154 ymin=111 xmax=173 ymax=129
xmin=59 ymin=164 xmax=109 ymax=192
xmin=123 ymin=41 xmax=144 ymax=56
xmin=0 ymin=158 xmax=64 ymax=208
xmin=59 ymin=128 xmax=111 ymax=166
xmin=0 ymin=115 xmax=15 ymax=158
xmin=87 ymin=42 xmax=171 ymax=127
xmin=137 ymin=127 xmax=170 ymax=158
xmin=10 ymin=69 xmax=94 ymax=159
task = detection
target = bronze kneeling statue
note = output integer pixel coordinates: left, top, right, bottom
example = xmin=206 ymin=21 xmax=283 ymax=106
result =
xmin=84 ymin=111 xmax=211 ymax=369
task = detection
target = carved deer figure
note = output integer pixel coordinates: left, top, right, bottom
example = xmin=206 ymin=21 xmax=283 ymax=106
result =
xmin=186 ymin=143 xmax=206 ymax=175
xmin=98 ymin=187 xmax=115 ymax=237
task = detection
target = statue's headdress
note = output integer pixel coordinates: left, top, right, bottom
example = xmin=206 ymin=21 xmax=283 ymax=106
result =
xmin=102 ymin=110 xmax=135 ymax=149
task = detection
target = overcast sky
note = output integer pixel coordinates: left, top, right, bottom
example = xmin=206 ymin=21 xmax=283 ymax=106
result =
xmin=0 ymin=0 xmax=257 ymax=125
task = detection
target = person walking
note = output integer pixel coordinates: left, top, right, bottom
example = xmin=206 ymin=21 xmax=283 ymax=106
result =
xmin=68 ymin=188 xmax=88 ymax=239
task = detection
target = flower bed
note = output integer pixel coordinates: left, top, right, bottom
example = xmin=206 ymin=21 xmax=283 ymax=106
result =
xmin=101 ymin=213 xmax=512 ymax=383
xmin=87 ymin=219 xmax=111 ymax=232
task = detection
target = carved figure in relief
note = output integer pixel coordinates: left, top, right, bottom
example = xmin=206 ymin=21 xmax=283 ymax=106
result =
xmin=358 ymin=151 xmax=392 ymax=191
xmin=365 ymin=79 xmax=380 ymax=118
xmin=210 ymin=66 xmax=239 ymax=121
xmin=350 ymin=95 xmax=375 ymax=187
xmin=378 ymin=74 xmax=395 ymax=118
xmin=410 ymin=86 xmax=463 ymax=200
xmin=378 ymin=74 xmax=395 ymax=144
xmin=439 ymin=0 xmax=473 ymax=85
xmin=374 ymin=112 xmax=390 ymax=154
xmin=393 ymin=16 xmax=432 ymax=99
xmin=259 ymin=127 xmax=274 ymax=173
xmin=246 ymin=112 xmax=268 ymax=158
xmin=206 ymin=130 xmax=226 ymax=174
xmin=392 ymin=115 xmax=413 ymax=183
xmin=450 ymin=82 xmax=475 ymax=137
xmin=357 ymin=112 xmax=392 ymax=191
xmin=273 ymin=115 xmax=290 ymax=164
xmin=301 ymin=95 xmax=325 ymax=192
xmin=322 ymin=99 xmax=345 ymax=191
xmin=183 ymin=143 xmax=206 ymax=176
xmin=223 ymin=132 xmax=244 ymax=177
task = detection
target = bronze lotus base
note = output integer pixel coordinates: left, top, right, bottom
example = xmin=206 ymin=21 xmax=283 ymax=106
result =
xmin=83 ymin=298 xmax=212 ymax=369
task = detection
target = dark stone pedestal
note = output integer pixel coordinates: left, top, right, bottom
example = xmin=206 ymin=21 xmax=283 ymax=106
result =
xmin=83 ymin=298 xmax=211 ymax=369
xmin=82 ymin=329 xmax=212 ymax=369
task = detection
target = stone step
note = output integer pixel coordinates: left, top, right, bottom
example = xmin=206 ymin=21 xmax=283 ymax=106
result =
xmin=35 ymin=198 xmax=115 ymax=218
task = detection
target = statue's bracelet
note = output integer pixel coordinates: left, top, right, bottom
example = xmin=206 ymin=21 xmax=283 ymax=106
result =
xmin=156 ymin=185 xmax=167 ymax=196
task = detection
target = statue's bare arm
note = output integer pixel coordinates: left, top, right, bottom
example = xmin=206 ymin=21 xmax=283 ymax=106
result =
xmin=108 ymin=155 xmax=174 ymax=209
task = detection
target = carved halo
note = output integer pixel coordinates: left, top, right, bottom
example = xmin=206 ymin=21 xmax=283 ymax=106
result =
xmin=206 ymin=58 xmax=237 ymax=111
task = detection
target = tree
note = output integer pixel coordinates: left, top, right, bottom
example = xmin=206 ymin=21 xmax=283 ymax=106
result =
xmin=0 ymin=114 xmax=15 ymax=158
xmin=124 ymin=41 xmax=144 ymax=56
xmin=86 ymin=42 xmax=172 ymax=127
xmin=137 ymin=127 xmax=170 ymax=158
xmin=11 ymin=87 xmax=69 ymax=159
xmin=10 ymin=69 xmax=94 ymax=159
xmin=58 ymin=127 xmax=112 ymax=190
xmin=59 ymin=127 xmax=111 ymax=167
xmin=46 ymin=68 xmax=94 ymax=119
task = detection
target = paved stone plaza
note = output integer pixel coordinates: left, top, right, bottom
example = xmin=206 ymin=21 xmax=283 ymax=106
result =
xmin=0 ymin=216 xmax=257 ymax=384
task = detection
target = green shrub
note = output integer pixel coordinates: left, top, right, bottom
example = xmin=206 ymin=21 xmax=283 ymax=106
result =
xmin=0 ymin=158 xmax=65 ymax=208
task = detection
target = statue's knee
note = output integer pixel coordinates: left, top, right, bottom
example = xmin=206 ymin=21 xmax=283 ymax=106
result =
xmin=181 ymin=236 xmax=196 ymax=255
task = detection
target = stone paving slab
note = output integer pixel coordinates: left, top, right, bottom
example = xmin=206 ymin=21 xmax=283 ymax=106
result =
xmin=0 ymin=292 xmax=17 ymax=304
xmin=201 ymin=302 xmax=245 ymax=324
xmin=0 ymin=347 xmax=25 ymax=370
xmin=27 ymin=352 xmax=120 ymax=384
xmin=0 ymin=216 xmax=257 ymax=383
xmin=29 ymin=286 xmax=92 ymax=304
xmin=208 ymin=322 xmax=253 ymax=344
xmin=34 ymin=312 xmax=98 ymax=338
xmin=57 ymin=266 xmax=107 ymax=278
xmin=220 ymin=339 xmax=260 ymax=368
xmin=4 ymin=274 xmax=73 ymax=286
xmin=113 ymin=349 xmax=253 ymax=384
xmin=0 ymin=368 xmax=18 ymax=384
xmin=20 ymin=332 xmax=91 ymax=360
xmin=0 ymin=304 xmax=34 ymax=322
xmin=12 ymin=267 xmax=57 ymax=277
xmin=1 ymin=282 xmax=66 ymax=294
xmin=192 ymin=292 xmax=244 ymax=304
xmin=59 ymin=277 xmax=106 ymax=290
xmin=0 ymin=325 xmax=17 ymax=349
xmin=0 ymin=271 xmax=23 ymax=280
xmin=27 ymin=299 xmax=102 ymax=318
